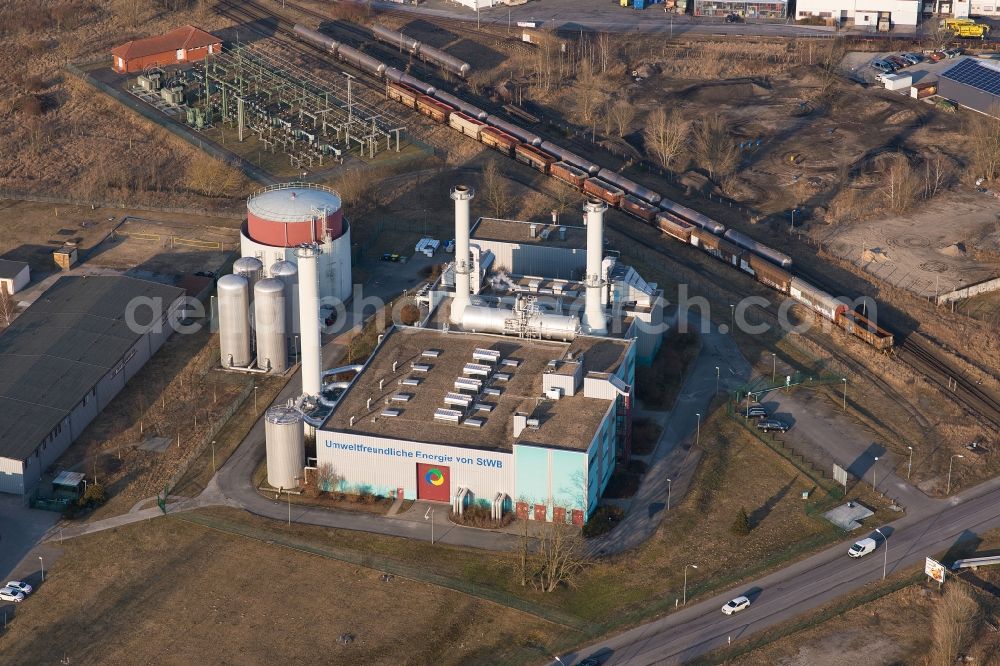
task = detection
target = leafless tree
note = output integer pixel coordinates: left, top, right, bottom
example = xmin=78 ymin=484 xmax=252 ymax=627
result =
xmin=535 ymin=522 xmax=587 ymax=593
xmin=512 ymin=512 xmax=533 ymax=587
xmin=186 ymin=155 xmax=240 ymax=198
xmin=116 ymin=0 xmax=143 ymax=29
xmin=924 ymin=155 xmax=950 ymax=199
xmin=881 ymin=153 xmax=920 ymax=213
xmin=928 ymin=584 xmax=980 ymax=666
xmin=481 ymin=159 xmax=511 ymax=218
xmin=610 ymin=100 xmax=636 ymax=138
xmin=643 ymin=108 xmax=690 ymax=168
xmin=968 ymin=107 xmax=1000 ymax=182
xmin=693 ymin=113 xmax=738 ymax=180
xmin=315 ymin=462 xmax=343 ymax=493
xmin=576 ymin=60 xmax=607 ymax=126
xmin=0 ymin=282 xmax=15 ymax=327
xmin=596 ymin=33 xmax=612 ymax=74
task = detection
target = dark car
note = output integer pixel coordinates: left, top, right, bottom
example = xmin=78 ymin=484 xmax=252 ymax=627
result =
xmin=756 ymin=419 xmax=790 ymax=433
xmin=194 ymin=270 xmax=215 ymax=278
xmin=725 ymin=13 xmax=743 ymax=23
xmin=746 ymin=407 xmax=768 ymax=419
xmin=886 ymin=55 xmax=909 ymax=68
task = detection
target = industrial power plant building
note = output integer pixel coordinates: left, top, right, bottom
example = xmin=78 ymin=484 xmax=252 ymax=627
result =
xmin=0 ymin=276 xmax=185 ymax=495
xmin=111 ymin=24 xmax=221 ymax=74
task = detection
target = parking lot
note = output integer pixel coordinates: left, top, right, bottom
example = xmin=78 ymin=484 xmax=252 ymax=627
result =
xmin=842 ymin=49 xmax=977 ymax=85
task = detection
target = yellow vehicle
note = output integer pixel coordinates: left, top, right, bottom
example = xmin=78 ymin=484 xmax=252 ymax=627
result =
xmin=956 ymin=23 xmax=990 ymax=38
xmin=942 ymin=17 xmax=976 ymax=31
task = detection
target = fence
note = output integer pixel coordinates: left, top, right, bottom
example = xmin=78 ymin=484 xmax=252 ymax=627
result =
xmin=936 ymin=276 xmax=1000 ymax=305
xmin=0 ymin=187 xmax=243 ymax=221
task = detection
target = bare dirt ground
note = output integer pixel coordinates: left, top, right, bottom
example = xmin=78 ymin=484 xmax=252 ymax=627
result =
xmin=88 ymin=215 xmax=239 ymax=276
xmin=0 ymin=516 xmax=560 ymax=665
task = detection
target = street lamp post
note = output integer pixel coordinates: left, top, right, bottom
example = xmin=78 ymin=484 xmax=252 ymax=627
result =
xmin=947 ymin=454 xmax=965 ymax=495
xmin=771 ymin=353 xmax=776 ymax=384
xmin=254 ymin=384 xmax=259 ymax=412
xmin=39 ymin=556 xmax=44 ymax=582
xmin=425 ymin=506 xmax=435 ymax=544
xmin=715 ymin=366 xmax=720 ymax=395
xmin=874 ymin=527 xmax=888 ymax=580
xmin=841 ymin=378 xmax=847 ymax=410
xmin=695 ymin=413 xmax=701 ymax=447
xmin=907 ymin=446 xmax=913 ymax=480
xmin=211 ymin=439 xmax=217 ymax=472
xmin=666 ymin=478 xmax=672 ymax=511
xmin=872 ymin=456 xmax=879 ymax=491
xmin=729 ymin=304 xmax=735 ymax=332
xmin=683 ymin=563 xmax=698 ymax=605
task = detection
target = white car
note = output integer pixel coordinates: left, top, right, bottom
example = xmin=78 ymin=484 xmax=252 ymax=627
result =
xmin=0 ymin=587 xmax=25 ymax=603
xmin=6 ymin=581 xmax=32 ymax=595
xmin=721 ymin=596 xmax=751 ymax=615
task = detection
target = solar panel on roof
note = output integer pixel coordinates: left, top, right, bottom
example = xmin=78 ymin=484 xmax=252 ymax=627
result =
xmin=943 ymin=58 xmax=1000 ymax=95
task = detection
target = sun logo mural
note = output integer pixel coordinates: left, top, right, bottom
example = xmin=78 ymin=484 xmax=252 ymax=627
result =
xmin=425 ymin=468 xmax=445 ymax=487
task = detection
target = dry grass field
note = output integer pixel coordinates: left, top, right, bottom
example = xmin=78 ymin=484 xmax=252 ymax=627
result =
xmin=0 ymin=517 xmax=561 ymax=666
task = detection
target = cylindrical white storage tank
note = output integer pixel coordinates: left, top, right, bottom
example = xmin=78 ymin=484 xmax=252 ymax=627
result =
xmin=583 ymin=199 xmax=608 ymax=335
xmin=218 ymin=274 xmax=252 ymax=368
xmin=270 ymin=260 xmax=300 ymax=343
xmin=234 ymin=256 xmax=264 ymax=296
xmin=254 ymin=278 xmax=287 ymax=373
xmin=296 ymin=245 xmax=323 ymax=397
xmin=265 ymin=406 xmax=305 ymax=490
xmin=450 ymin=185 xmax=475 ymax=325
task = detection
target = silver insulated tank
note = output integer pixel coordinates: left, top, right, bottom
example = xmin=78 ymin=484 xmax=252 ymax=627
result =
xmin=270 ymin=260 xmax=300 ymax=342
xmin=254 ymin=278 xmax=287 ymax=373
xmin=234 ymin=256 xmax=264 ymax=299
xmin=265 ymin=406 xmax=305 ymax=490
xmin=218 ymin=274 xmax=252 ymax=368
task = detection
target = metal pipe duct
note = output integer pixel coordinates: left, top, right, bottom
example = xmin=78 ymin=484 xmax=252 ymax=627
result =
xmin=450 ymin=185 xmax=475 ymax=324
xmin=584 ymin=199 xmax=608 ymax=335
xmin=295 ymin=245 xmax=323 ymax=397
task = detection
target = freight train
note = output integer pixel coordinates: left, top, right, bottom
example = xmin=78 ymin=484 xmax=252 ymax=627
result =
xmin=293 ymin=23 xmax=894 ymax=352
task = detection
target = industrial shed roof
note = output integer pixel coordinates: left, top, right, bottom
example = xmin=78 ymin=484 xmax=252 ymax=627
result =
xmin=471 ymin=218 xmax=588 ymax=249
xmin=111 ymin=25 xmax=220 ymax=62
xmin=0 ymin=259 xmax=28 ymax=280
xmin=0 ymin=276 xmax=184 ymax=462
xmin=941 ymin=57 xmax=1000 ymax=95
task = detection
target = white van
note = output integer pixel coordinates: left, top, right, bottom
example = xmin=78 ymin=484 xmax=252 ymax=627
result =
xmin=848 ymin=538 xmax=877 ymax=558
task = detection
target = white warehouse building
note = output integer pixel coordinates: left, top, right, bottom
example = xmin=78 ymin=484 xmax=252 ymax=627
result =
xmin=795 ymin=0 xmax=920 ymax=26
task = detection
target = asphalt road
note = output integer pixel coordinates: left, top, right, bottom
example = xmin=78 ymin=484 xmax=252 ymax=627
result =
xmin=564 ymin=476 xmax=1000 ymax=665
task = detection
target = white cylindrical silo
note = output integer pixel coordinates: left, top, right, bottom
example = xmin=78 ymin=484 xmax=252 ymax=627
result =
xmin=234 ymin=256 xmax=264 ymax=296
xmin=270 ymin=260 xmax=300 ymax=344
xmin=218 ymin=274 xmax=252 ymax=368
xmin=295 ymin=245 xmax=322 ymax=397
xmin=254 ymin=278 xmax=287 ymax=373
xmin=265 ymin=406 xmax=304 ymax=490
xmin=583 ymin=199 xmax=608 ymax=335
xmin=450 ymin=184 xmax=475 ymax=324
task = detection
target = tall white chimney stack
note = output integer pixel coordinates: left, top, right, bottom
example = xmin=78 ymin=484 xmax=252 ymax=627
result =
xmin=583 ymin=198 xmax=608 ymax=335
xmin=295 ymin=245 xmax=323 ymax=397
xmin=450 ymin=184 xmax=475 ymax=324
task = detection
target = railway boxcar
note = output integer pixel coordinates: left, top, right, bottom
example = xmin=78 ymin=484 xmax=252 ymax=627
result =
xmin=660 ymin=199 xmax=726 ymax=235
xmin=514 ymin=144 xmax=554 ymax=174
xmin=746 ymin=254 xmax=792 ymax=292
xmin=655 ymin=211 xmax=695 ymax=242
xmin=621 ymin=194 xmax=658 ymax=223
xmin=416 ymin=95 xmax=451 ymax=123
xmin=479 ymin=127 xmax=520 ymax=156
xmin=583 ymin=177 xmax=625 ymax=207
xmin=449 ymin=112 xmax=485 ymax=139
xmin=550 ymin=162 xmax=587 ymax=190
xmin=790 ymin=277 xmax=845 ymax=321
xmin=836 ymin=310 xmax=894 ymax=350
xmin=690 ymin=228 xmax=740 ymax=266
xmin=723 ymin=229 xmax=793 ymax=269
xmin=486 ymin=115 xmax=542 ymax=147
xmin=539 ymin=141 xmax=599 ymax=175
xmin=387 ymin=81 xmax=419 ymax=109
xmin=597 ymin=169 xmax=662 ymax=205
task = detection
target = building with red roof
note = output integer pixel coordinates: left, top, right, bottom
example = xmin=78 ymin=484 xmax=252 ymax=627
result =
xmin=111 ymin=25 xmax=221 ymax=74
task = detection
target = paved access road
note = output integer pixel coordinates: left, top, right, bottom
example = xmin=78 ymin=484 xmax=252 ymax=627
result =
xmin=565 ymin=477 xmax=1000 ymax=665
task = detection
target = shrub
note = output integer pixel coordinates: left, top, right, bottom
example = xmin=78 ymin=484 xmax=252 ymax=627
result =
xmin=400 ymin=303 xmax=421 ymax=325
xmin=79 ymin=483 xmax=107 ymax=507
xmin=731 ymin=506 xmax=751 ymax=536
xmin=582 ymin=505 xmax=624 ymax=538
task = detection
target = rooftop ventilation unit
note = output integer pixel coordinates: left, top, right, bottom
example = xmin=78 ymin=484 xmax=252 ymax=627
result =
xmin=502 ymin=359 xmax=520 ymax=368
xmin=546 ymin=387 xmax=563 ymax=400
xmin=445 ymin=392 xmax=474 ymax=407
xmin=463 ymin=363 xmax=492 ymax=377
xmin=455 ymin=377 xmax=482 ymax=392
xmin=422 ymin=349 xmax=442 ymax=358
xmin=539 ymin=228 xmax=551 ymax=240
xmin=434 ymin=408 xmax=462 ymax=423
xmin=463 ymin=417 xmax=484 ymax=428
xmin=494 ymin=372 xmax=511 ymax=382
xmin=391 ymin=393 xmax=413 ymax=402
xmin=381 ymin=409 xmax=401 ymax=417
xmin=474 ymin=403 xmax=495 ymax=412
xmin=528 ymin=279 xmax=542 ymax=291
xmin=529 ymin=223 xmax=538 ymax=238
xmin=484 ymin=387 xmax=502 ymax=396
xmin=411 ymin=363 xmax=432 ymax=372
xmin=472 ymin=348 xmax=501 ymax=364
xmin=526 ymin=417 xmax=541 ymax=430
xmin=401 ymin=377 xmax=421 ymax=386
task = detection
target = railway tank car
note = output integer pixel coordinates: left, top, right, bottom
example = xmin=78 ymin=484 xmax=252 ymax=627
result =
xmin=659 ymin=198 xmax=725 ymax=235
xmin=597 ymin=169 xmax=662 ymax=206
xmin=723 ymin=229 xmax=792 ymax=268
xmin=371 ymin=24 xmax=472 ymax=78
